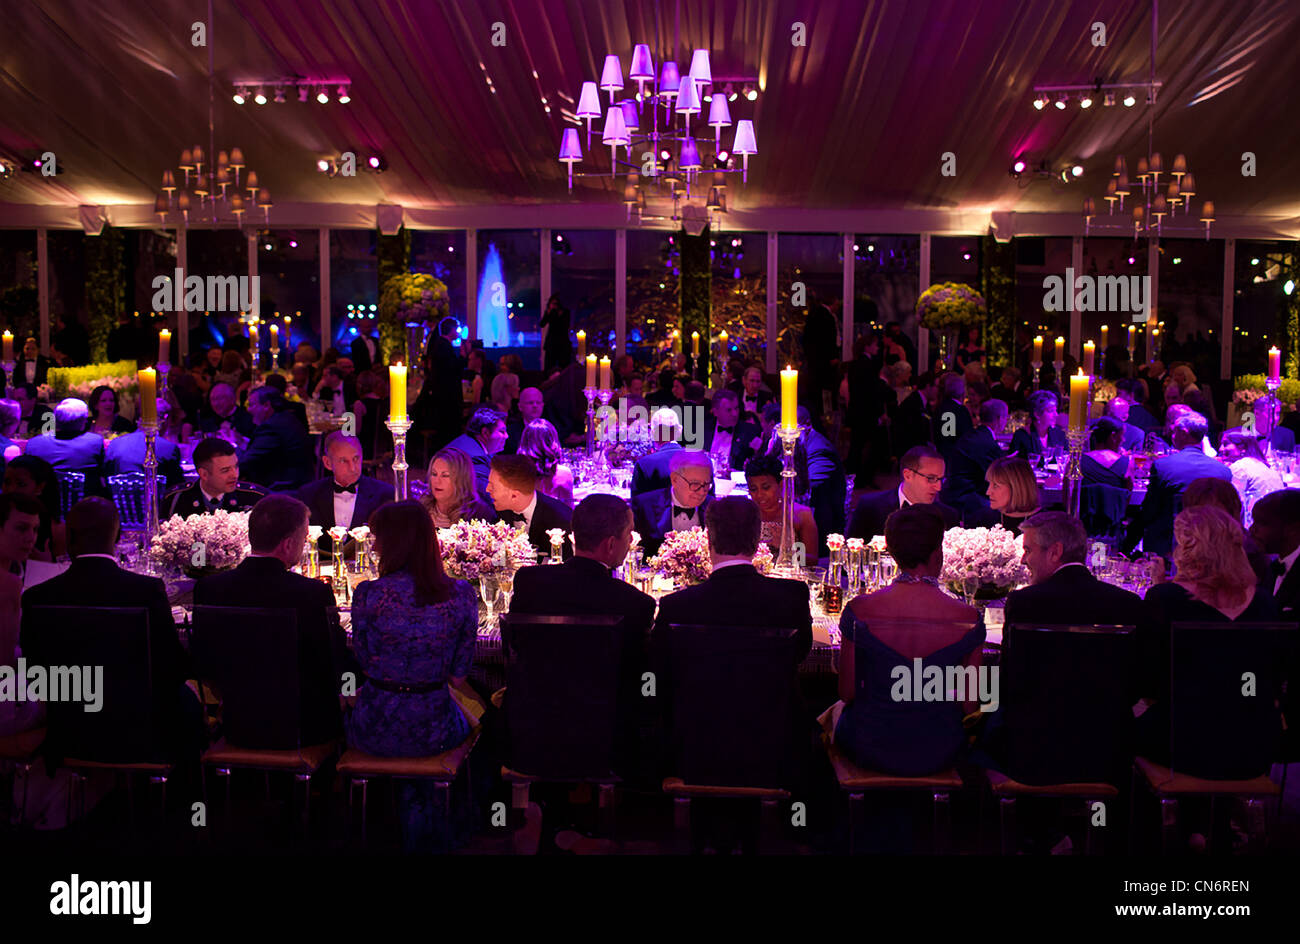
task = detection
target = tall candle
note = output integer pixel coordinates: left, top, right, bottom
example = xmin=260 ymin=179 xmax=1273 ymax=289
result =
xmin=672 ymin=329 xmax=682 ymax=354
xmin=1127 ymin=325 xmax=1135 ymax=354
xmin=599 ymin=355 xmax=612 ymax=391
xmin=250 ymin=323 xmax=259 ymax=350
xmin=269 ymin=324 xmax=279 ymax=350
xmin=158 ymin=328 xmax=171 ymax=365
xmin=1100 ymin=324 xmax=1109 ymax=350
xmin=1082 ymin=341 xmax=1095 ymax=376
xmin=138 ymin=367 xmax=157 ymax=426
xmin=1268 ymin=346 xmax=1282 ymax=383
xmin=585 ymin=354 xmax=597 ymax=388
xmin=2 ymin=331 xmax=12 ymax=362
xmin=719 ymin=330 xmax=728 ymax=349
xmin=1068 ymin=369 xmax=1089 ymax=432
xmin=691 ymin=331 xmax=700 ymax=356
xmin=283 ymin=317 xmax=291 ymax=350
xmin=1054 ymin=336 xmax=1065 ymax=363
xmin=780 ymin=365 xmax=798 ymax=430
xmin=388 ymin=363 xmax=407 ymax=422
xmin=1032 ymin=336 xmax=1043 ymax=363
xmin=1148 ymin=327 xmax=1159 ymax=364
xmin=576 ymin=330 xmax=586 ymax=361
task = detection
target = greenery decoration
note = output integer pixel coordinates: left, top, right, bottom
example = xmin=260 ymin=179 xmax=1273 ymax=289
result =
xmin=916 ymin=281 xmax=987 ymax=330
xmin=46 ymin=360 xmax=138 ymax=397
xmin=378 ymin=272 xmax=450 ymax=365
xmin=84 ymin=224 xmax=125 ymax=362
xmin=979 ymin=237 xmax=1016 ymax=368
xmin=1234 ymin=373 xmax=1300 ymax=406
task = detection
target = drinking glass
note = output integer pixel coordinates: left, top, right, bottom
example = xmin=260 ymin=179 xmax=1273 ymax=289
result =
xmin=479 ymin=574 xmax=501 ymax=626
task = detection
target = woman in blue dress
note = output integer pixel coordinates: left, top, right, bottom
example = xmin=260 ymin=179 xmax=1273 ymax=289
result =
xmin=348 ymin=500 xmax=482 ymax=850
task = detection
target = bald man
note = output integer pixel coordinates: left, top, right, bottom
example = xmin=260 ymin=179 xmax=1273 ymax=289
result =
xmin=294 ymin=432 xmax=391 ymax=557
xmin=505 ymin=386 xmax=545 ymax=454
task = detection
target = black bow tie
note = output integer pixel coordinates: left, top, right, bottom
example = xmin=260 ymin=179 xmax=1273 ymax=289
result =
xmin=672 ymin=505 xmax=697 ymax=518
xmin=1271 ymin=559 xmax=1288 ymax=577
xmin=333 ymin=482 xmax=357 ymax=494
xmin=500 ymin=510 xmax=525 ymax=524
xmin=717 ymin=425 xmax=735 ymax=434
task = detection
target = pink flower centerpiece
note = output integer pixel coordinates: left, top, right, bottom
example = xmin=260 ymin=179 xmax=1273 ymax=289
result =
xmin=436 ymin=520 xmax=536 ymax=581
xmin=939 ymin=525 xmax=1030 ymax=600
xmin=150 ymin=510 xmax=252 ymax=577
xmin=648 ymin=527 xmax=775 ymax=587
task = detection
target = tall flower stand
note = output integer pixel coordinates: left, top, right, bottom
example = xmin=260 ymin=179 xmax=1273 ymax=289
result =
xmin=386 ymin=416 xmax=413 ymax=500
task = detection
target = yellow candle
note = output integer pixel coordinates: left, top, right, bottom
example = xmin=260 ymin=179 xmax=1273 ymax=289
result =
xmin=576 ymin=330 xmax=586 ymax=361
xmin=719 ymin=330 xmax=728 ymax=349
xmin=1032 ymin=336 xmax=1043 ymax=362
xmin=1269 ymin=346 xmax=1282 ymax=383
xmin=691 ymin=331 xmax=700 ymax=356
xmin=1054 ymin=336 xmax=1064 ymax=363
xmin=1127 ymin=324 xmax=1135 ymax=353
xmin=158 ymin=328 xmax=171 ymax=365
xmin=388 ymin=363 xmax=407 ymax=422
xmin=599 ymin=355 xmax=612 ymax=391
xmin=250 ymin=323 xmax=259 ymax=350
xmin=1082 ymin=341 xmax=1095 ymax=376
xmin=780 ymin=365 xmax=798 ymax=430
xmin=1 ymin=331 xmax=12 ymax=362
xmin=585 ymin=354 xmax=597 ymax=388
xmin=138 ymin=368 xmax=157 ymax=426
xmin=269 ymin=324 xmax=279 ymax=349
xmin=1100 ymin=324 xmax=1109 ymax=349
xmin=1148 ymin=327 xmax=1158 ymax=363
xmin=1068 ymin=369 xmax=1089 ymax=432
xmin=672 ymin=329 xmax=681 ymax=354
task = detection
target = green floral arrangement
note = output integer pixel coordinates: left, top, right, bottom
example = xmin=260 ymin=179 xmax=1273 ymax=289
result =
xmin=1234 ymin=373 xmax=1300 ymax=406
xmin=378 ymin=272 xmax=450 ymax=365
xmin=916 ymin=282 xmax=987 ymax=330
xmin=45 ymin=360 xmax=138 ymax=397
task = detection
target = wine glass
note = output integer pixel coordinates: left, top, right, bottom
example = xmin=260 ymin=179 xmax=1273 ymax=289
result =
xmin=479 ymin=574 xmax=501 ymax=627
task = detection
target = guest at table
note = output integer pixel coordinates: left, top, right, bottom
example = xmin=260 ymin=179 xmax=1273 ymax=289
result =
xmin=198 ymin=382 xmax=256 ymax=439
xmin=490 ymin=371 xmax=520 ymax=418
xmin=632 ymin=450 xmax=714 ymax=556
xmin=965 ymin=457 xmax=1040 ymax=536
xmin=1135 ymin=506 xmax=1278 ymax=775
xmin=465 ymin=348 xmax=494 ymax=407
xmin=347 ymin=500 xmax=481 ymax=851
xmin=703 ymin=389 xmax=761 ymax=473
xmin=504 ymin=386 xmax=545 ymax=455
xmin=0 ymin=398 xmax=21 ymax=456
xmin=194 ymin=495 xmax=349 ymax=749
xmin=848 ymin=445 xmax=960 ymax=540
xmin=24 ymin=397 xmax=105 ymax=495
xmin=422 ymin=447 xmax=497 ymax=528
xmin=0 ymin=494 xmax=42 ymax=737
xmin=85 ymin=385 xmax=136 ymax=438
xmin=1009 ymin=390 xmax=1068 ymax=462
xmin=1082 ymin=417 xmax=1132 ymax=487
xmin=1163 ymin=403 xmax=1217 ymax=457
xmin=1219 ymin=429 xmax=1284 ymax=529
xmin=735 ymin=366 xmax=774 ymax=420
xmin=631 ymin=408 xmax=684 ymax=497
xmin=1098 ymin=396 xmax=1146 ymax=453
xmin=487 ymin=453 xmax=572 ymax=558
xmin=744 ymin=454 xmax=817 ymax=557
xmin=195 ymin=346 xmax=224 ymax=392
xmin=162 ymin=437 xmax=264 ymax=519
xmin=212 ymin=348 xmax=250 ymax=392
xmin=14 ymin=337 xmax=52 ymax=387
xmin=1250 ymin=489 xmax=1300 ymax=620
xmin=295 ymin=432 xmax=391 ymax=558
xmin=13 ymin=383 xmax=51 ymax=437
xmin=1181 ymin=476 xmax=1273 ymax=587
xmin=239 ymin=387 xmax=315 ymax=490
xmin=1128 ymin=412 xmax=1232 ymax=558
xmin=349 ymin=326 xmax=380 ymax=374
xmin=834 ymin=504 xmax=982 ymax=776
xmin=446 ymin=407 xmax=509 ymax=499
xmin=791 ymin=405 xmax=848 ymax=555
xmin=939 ymin=399 xmax=1008 ymax=519
xmin=104 ymin=399 xmax=184 ymax=488
xmin=2 ymin=455 xmax=66 ymax=561
xmin=888 ymin=367 xmax=933 ymax=462
xmin=931 ymin=373 xmax=973 ymax=466
xmin=645 ymin=367 xmax=681 ymax=410
xmin=518 ymin=419 xmax=573 ymax=508
xmin=955 ymin=326 xmax=986 ymax=370
xmin=1116 ymin=378 xmax=1161 ymax=433
xmin=989 ymin=366 xmax=1026 ymax=412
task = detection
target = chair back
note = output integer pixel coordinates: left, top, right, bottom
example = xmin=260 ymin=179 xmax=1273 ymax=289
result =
xmin=55 ymin=470 xmax=86 ymax=517
xmin=664 ymin=622 xmax=802 ymax=788
xmin=1080 ymin=483 xmax=1130 ymax=539
xmin=500 ymin=613 xmax=625 ymax=779
xmin=107 ymin=472 xmax=168 ymax=529
xmin=24 ymin=606 xmax=157 ymax=762
xmin=191 ymin=606 xmax=302 ymax=750
xmin=1001 ymin=622 xmax=1137 ymax=784
xmin=1168 ymin=620 xmax=1299 ymax=779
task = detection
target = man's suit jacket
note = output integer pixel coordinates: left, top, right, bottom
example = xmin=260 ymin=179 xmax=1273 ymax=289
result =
xmin=1004 ymin=564 xmax=1144 ymax=629
xmin=523 ymin=491 xmax=573 ymax=557
xmin=161 ymin=481 xmax=265 ymax=520
xmin=804 ymin=426 xmax=848 ymax=551
xmin=1128 ymin=403 xmax=1161 ymax=433
xmin=1138 ymin=446 xmax=1233 ymax=556
xmin=890 ymin=389 xmax=932 ymax=459
xmin=847 ymin=489 xmax=960 ymax=540
xmin=350 ymin=334 xmax=380 ymax=373
xmin=445 ymin=432 xmax=492 ymax=498
xmin=1274 ymin=560 xmax=1300 ymax=622
xmin=295 ymin=475 xmax=391 ymax=556
xmin=104 ymin=430 xmax=184 ymax=487
xmin=199 ymin=405 xmax=256 ymax=438
xmin=13 ymin=355 xmax=52 ymax=387
xmin=728 ymin=385 xmax=774 ymax=419
xmin=1088 ymin=417 xmax=1145 ymax=454
xmin=239 ymin=410 xmax=315 ymax=489
xmin=631 ymin=488 xmax=712 ymax=556
xmin=703 ymin=417 xmax=761 ymax=471
xmin=932 ymin=396 xmax=974 ymax=463
xmin=25 ymin=431 xmax=106 ymax=492
xmin=192 ymin=556 xmax=349 ymax=747
xmin=631 ymin=442 xmax=683 ymax=496
xmin=940 ymin=426 xmax=1006 ymax=514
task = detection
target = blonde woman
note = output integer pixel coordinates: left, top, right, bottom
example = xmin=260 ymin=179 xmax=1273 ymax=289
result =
xmin=423 ymin=447 xmax=496 ymax=528
xmin=490 ymin=371 xmax=521 ymax=416
xmin=979 ymin=457 xmax=1040 ymax=536
xmin=518 ymin=419 xmax=574 ymax=507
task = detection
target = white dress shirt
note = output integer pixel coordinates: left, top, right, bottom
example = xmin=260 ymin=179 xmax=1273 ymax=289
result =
xmin=519 ymin=491 xmax=539 ymax=531
xmin=1276 ymin=544 xmax=1300 ymax=597
xmin=333 ymin=484 xmax=358 ymax=530
xmin=24 ymin=362 xmax=36 ymax=383
xmin=671 ymin=492 xmax=701 ymax=531
xmin=896 ymin=484 xmax=913 ymax=510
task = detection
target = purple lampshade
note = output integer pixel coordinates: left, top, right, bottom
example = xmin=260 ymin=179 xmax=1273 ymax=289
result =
xmin=708 ymin=94 xmax=732 ymax=127
xmin=558 ymin=128 xmax=583 ymax=163
xmin=679 ymin=137 xmax=701 ymax=170
xmin=576 ymin=81 xmax=601 ymax=119
xmin=630 ymin=44 xmax=654 ymax=81
xmin=154 ymin=194 xmax=168 ymax=214
xmin=620 ymin=99 xmax=640 ymax=131
xmin=688 ymin=49 xmax=712 ymax=87
xmin=600 ymin=54 xmax=624 ymax=92
xmin=676 ymin=76 xmax=701 ymax=114
xmin=659 ymin=60 xmax=680 ymax=97
xmin=601 ymin=106 xmax=629 ymax=146
xmin=732 ymin=119 xmax=757 ymax=155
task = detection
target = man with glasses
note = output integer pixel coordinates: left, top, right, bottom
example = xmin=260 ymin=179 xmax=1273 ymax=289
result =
xmin=632 ymin=450 xmax=714 ymax=555
xmin=848 ymin=444 xmax=959 ymax=540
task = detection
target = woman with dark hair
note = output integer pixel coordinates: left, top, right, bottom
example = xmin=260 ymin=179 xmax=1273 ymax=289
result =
xmin=1218 ymin=429 xmax=1282 ymax=528
xmin=744 ymin=454 xmax=817 ymax=554
xmin=87 ymin=385 xmax=137 ymax=436
xmin=347 ymin=500 xmax=483 ymax=849
xmin=2 ymin=455 xmax=65 ymax=561
xmin=538 ymin=295 xmax=572 ymax=373
xmin=955 ymin=325 xmax=986 ymax=370
xmin=1009 ymin=390 xmax=1068 ymax=461
xmin=518 ymin=419 xmax=574 ymax=507
xmin=1082 ymin=416 xmax=1132 ymax=488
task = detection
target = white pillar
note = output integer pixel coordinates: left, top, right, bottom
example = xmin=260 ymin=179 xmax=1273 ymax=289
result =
xmin=176 ymin=228 xmax=189 ymax=363
xmin=1221 ymin=238 xmax=1235 ymax=380
xmin=1147 ymin=235 xmax=1160 ymax=329
xmin=766 ymin=232 xmax=778 ymax=374
xmin=318 ymin=228 xmax=330 ymax=349
xmin=841 ymin=233 xmax=854 ymax=362
xmin=466 ymin=228 xmax=477 ymax=340
xmin=539 ymin=228 xmax=551 ymax=361
xmin=1070 ymin=236 xmax=1084 ymax=361
xmin=36 ymin=228 xmax=50 ymax=355
xmin=246 ymin=232 xmax=259 ymax=319
xmin=615 ymin=229 xmax=627 ymax=355
xmin=918 ymin=233 xmax=931 ymax=371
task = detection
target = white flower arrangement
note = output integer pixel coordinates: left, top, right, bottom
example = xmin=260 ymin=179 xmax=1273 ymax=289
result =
xmin=939 ymin=525 xmax=1030 ymax=597
xmin=149 ymin=510 xmax=252 ymax=574
xmin=436 ymin=519 xmax=537 ymax=580
xmin=648 ymin=526 xmax=775 ymax=586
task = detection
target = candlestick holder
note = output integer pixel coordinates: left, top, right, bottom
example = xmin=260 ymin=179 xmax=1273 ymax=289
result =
xmin=157 ymin=362 xmax=170 ymax=406
xmin=328 ymin=528 xmax=347 ymax=595
xmin=385 ymin=416 xmax=413 ymax=500
xmin=1063 ymin=429 xmax=1086 ymax=519
xmin=1052 ymin=360 xmax=1064 ymax=392
xmin=270 ymin=346 xmax=280 ymax=371
xmin=775 ymin=424 xmax=805 ymax=575
xmin=142 ymin=420 xmax=160 ymax=550
xmin=2 ymin=359 xmax=13 ymax=393
xmin=582 ymin=386 xmax=598 ymax=457
xmin=1260 ymin=377 xmax=1283 ymax=442
xmin=1030 ymin=360 xmax=1043 ymax=392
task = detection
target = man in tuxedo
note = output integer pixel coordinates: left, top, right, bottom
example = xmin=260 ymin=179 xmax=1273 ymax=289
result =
xmin=24 ymin=397 xmax=105 ymax=494
xmin=105 ymin=398 xmax=184 ymax=487
xmin=199 ymin=382 xmax=256 ymax=438
xmin=12 ymin=383 xmax=51 ymax=436
xmin=940 ymin=399 xmax=1008 ymax=518
xmin=848 ymin=444 xmax=960 ymax=540
xmin=1250 ymin=489 xmax=1300 ymax=620
xmin=931 ymin=373 xmax=974 ymax=466
xmin=193 ymin=495 xmax=349 ymax=748
xmin=505 ymin=386 xmax=545 ymax=454
xmin=632 ymin=449 xmax=713 ymax=556
xmin=1116 ymin=379 xmax=1160 ymax=433
xmin=631 ymin=408 xmax=684 ymax=496
xmin=989 ymin=366 xmax=1026 ymax=412
xmin=1129 ymin=412 xmax=1232 ymax=557
xmin=295 ymin=432 xmax=390 ymax=559
xmin=350 ymin=328 xmax=380 ymax=373
xmin=312 ymin=364 xmax=354 ymax=416
xmin=162 ymin=437 xmax=265 ymax=519
xmin=732 ymin=366 xmax=774 ymax=420
xmin=21 ymin=497 xmax=200 ymax=764
xmin=14 ymin=336 xmax=53 ymax=387
xmin=703 ymin=390 xmax=761 ymax=474
xmin=486 ymin=453 xmax=572 ymax=557
xmin=239 ymin=386 xmax=315 ymax=489
xmin=1099 ymin=396 xmax=1146 ymax=453
xmin=447 ymin=406 xmax=509 ymax=498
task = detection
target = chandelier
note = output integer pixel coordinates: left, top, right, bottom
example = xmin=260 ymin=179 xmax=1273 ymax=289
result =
xmin=1083 ymin=151 xmax=1214 ymax=241
xmin=557 ymin=45 xmax=757 ymax=224
xmin=153 ymin=146 xmax=272 ymax=227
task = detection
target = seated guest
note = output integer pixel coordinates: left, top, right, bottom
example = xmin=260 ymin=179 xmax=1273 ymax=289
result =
xmin=22 ymin=497 xmax=198 ymax=760
xmin=261 ymin=374 xmax=309 ymax=430
xmin=3 ymin=455 xmax=66 ymax=560
xmin=1005 ymin=511 xmax=1142 ymax=627
xmin=312 ymin=364 xmax=351 ymax=415
xmin=1135 ymin=506 xmax=1278 ymax=773
xmin=104 ymin=398 xmax=184 ymax=487
xmin=13 ymin=383 xmax=52 ymax=437
xmin=446 ymin=406 xmax=509 ymax=498
xmin=792 ymin=405 xmax=848 ymax=554
xmin=162 ymin=437 xmax=264 ymax=519
xmin=1219 ymin=429 xmax=1284 ymax=529
xmin=1082 ymin=416 xmax=1132 ymax=488
xmin=931 ymin=373 xmax=973 ymax=465
xmin=0 ymin=398 xmax=22 ymax=455
xmin=745 ymin=454 xmax=818 ymax=556
xmin=989 ymin=366 xmax=1026 ymax=411
xmin=505 ymin=386 xmax=545 ymax=454
xmin=1009 ymin=390 xmax=1068 ymax=462
xmin=704 ymin=389 xmax=761 ymax=474
xmin=193 ymin=495 xmax=349 ymax=748
xmin=87 ymin=384 xmax=137 ymax=436
xmin=486 ymin=453 xmax=572 ymax=557
xmin=347 ymin=500 xmax=481 ymax=850
xmin=1098 ymin=396 xmax=1145 ymax=452
xmin=1130 ymin=412 xmax=1232 ymax=558
xmin=1250 ymin=489 xmax=1300 ymax=620
xmin=239 ymin=387 xmax=315 ymax=489
xmin=490 ymin=371 xmax=520 ymax=417
xmin=423 ymin=447 xmax=496 ymax=528
xmin=835 ymin=504 xmax=983 ymax=775
xmin=939 ymin=399 xmax=1009 ymax=518
xmin=630 ymin=408 xmax=683 ymax=496
xmin=1116 ymin=378 xmax=1160 ymax=432
xmin=966 ymin=457 xmax=1040 ymax=536
xmin=518 ymin=419 xmax=574 ymax=507
xmin=14 ymin=337 xmax=52 ymax=387
xmin=24 ymin=397 xmax=105 ymax=494
xmin=0 ymin=494 xmax=43 ymax=736
xmin=848 ymin=445 xmax=960 ymax=540
xmin=198 ymin=381 xmax=255 ymax=439
xmin=632 ymin=449 xmax=713 ymax=556
xmin=294 ymin=432 xmax=391 ymax=557
xmin=1163 ymin=403 xmax=1217 ymax=457
xmin=735 ymin=366 xmax=774 ymax=420
xmin=1182 ymin=477 xmax=1273 ymax=588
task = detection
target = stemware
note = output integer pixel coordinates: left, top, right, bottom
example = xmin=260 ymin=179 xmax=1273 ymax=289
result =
xmin=479 ymin=574 xmax=502 ymax=627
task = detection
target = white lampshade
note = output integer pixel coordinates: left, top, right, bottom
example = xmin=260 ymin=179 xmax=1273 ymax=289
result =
xmin=576 ymin=81 xmax=601 ymax=119
xmin=688 ymin=49 xmax=712 ymax=87
xmin=676 ymin=76 xmax=701 ymax=114
xmin=601 ymin=106 xmax=629 ymax=146
xmin=708 ymin=94 xmax=732 ymax=128
xmin=732 ymin=119 xmax=757 ymax=155
xmin=558 ymin=128 xmax=583 ymax=163
xmin=629 ymin=44 xmax=655 ymax=81
xmin=600 ymin=54 xmax=624 ymax=92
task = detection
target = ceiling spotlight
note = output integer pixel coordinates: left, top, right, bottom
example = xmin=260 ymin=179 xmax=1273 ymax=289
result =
xmin=1103 ymin=91 xmax=1116 ymax=106
xmin=1011 ymin=158 xmax=1027 ymax=176
xmin=716 ymin=150 xmax=729 ymax=163
xmin=232 ymin=88 xmax=246 ymax=105
xmin=726 ymin=83 xmax=737 ymax=102
xmin=1032 ymin=95 xmax=1047 ymax=110
xmin=745 ymin=84 xmax=758 ymax=101
xmin=253 ymin=87 xmax=267 ymax=105
xmin=316 ymin=158 xmax=330 ymax=173
xmin=368 ymin=154 xmax=387 ymax=172
xmin=1123 ymin=93 xmax=1136 ymax=107
xmin=1054 ymin=93 xmax=1068 ymax=110
xmin=1071 ymin=164 xmax=1084 ymax=177
xmin=337 ymin=85 xmax=350 ymax=103
xmin=659 ymin=149 xmax=671 ymax=161
xmin=298 ymin=86 xmax=309 ymax=103
xmin=273 ymin=86 xmax=286 ymax=104
xmin=289 ymin=239 xmax=298 ymax=248
xmin=317 ymin=87 xmax=330 ymax=104
xmin=1079 ymin=94 xmax=1093 ymax=108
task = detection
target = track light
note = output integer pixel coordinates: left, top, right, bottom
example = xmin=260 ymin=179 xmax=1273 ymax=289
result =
xmin=1079 ymin=93 xmax=1093 ymax=108
xmin=316 ymin=86 xmax=329 ymax=104
xmin=232 ymin=88 xmax=246 ymax=105
xmin=337 ymin=85 xmax=350 ymax=103
xmin=298 ymin=86 xmax=310 ymax=103
xmin=316 ymin=158 xmax=330 ymax=173
xmin=1071 ymin=164 xmax=1084 ymax=177
xmin=1032 ymin=95 xmax=1047 ymax=110
xmin=254 ymin=87 xmax=267 ymax=105
xmin=273 ymin=86 xmax=286 ymax=104
xmin=1123 ymin=93 xmax=1136 ymax=107
xmin=1054 ymin=93 xmax=1067 ymax=110
xmin=726 ymin=82 xmax=737 ymax=102
xmin=745 ymin=84 xmax=758 ymax=101
xmin=368 ymin=154 xmax=387 ymax=172
xmin=1010 ymin=158 xmax=1027 ymax=176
